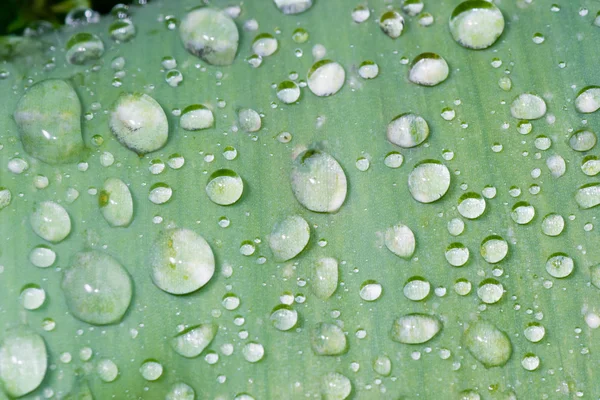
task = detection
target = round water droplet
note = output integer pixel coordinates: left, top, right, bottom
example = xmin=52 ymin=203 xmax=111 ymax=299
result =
xmin=0 ymin=327 xmax=47 ymax=398
xmin=445 ymin=243 xmax=470 ymax=267
xmin=307 ymin=60 xmax=345 ymax=97
xmin=149 ymin=183 xmax=173 ymax=205
xmin=524 ymin=322 xmax=545 ymax=343
xmin=140 ymin=359 xmax=163 ymax=381
xmin=409 ymin=53 xmax=449 ymax=86
xmin=358 ymin=60 xmax=379 ymax=79
xmin=477 ymin=278 xmax=503 ymax=304
xmin=62 ymin=250 xmax=132 ymax=325
xmin=30 ymin=201 xmax=71 ymax=243
xmin=268 ymin=215 xmax=310 ymax=261
xmin=29 ymin=245 xmax=56 ymax=268
xmin=387 ymin=113 xmax=429 ymax=148
xmin=448 ymin=218 xmax=465 ymax=236
xmin=179 ymin=8 xmax=239 ymax=65
xmin=545 ymin=253 xmax=574 ymax=278
xmin=384 ymin=152 xmax=404 ymax=168
xmin=463 ymin=320 xmax=511 ymax=367
xmin=511 ymin=201 xmax=535 ymax=224
xmin=109 ymin=19 xmax=136 ymax=41
xmin=480 ymin=235 xmax=508 ymax=264
xmin=65 ymin=33 xmax=104 ymax=64
xmin=373 ymin=355 xmax=391 ymax=376
xmin=311 ymin=257 xmax=338 ymax=300
xmin=270 ymin=305 xmax=298 ymax=331
xmin=321 ymin=372 xmax=351 ymax=400
xmin=408 ymin=160 xmax=451 ymax=203
xmin=242 ymin=342 xmax=264 ymax=363
xmin=458 ymin=192 xmax=486 ymax=219
xmin=252 ymin=33 xmax=278 ymax=57
xmin=570 ymin=129 xmax=597 ymax=152
xmin=171 ymin=324 xmax=217 ymax=358
xmin=97 ymin=359 xmax=118 ymax=382
xmin=311 ymin=323 xmax=347 ymax=355
xmin=274 ymin=0 xmax=313 ymax=14
xmin=166 ymin=382 xmax=195 ymax=400
xmin=206 ymin=169 xmax=244 ymax=206
xmin=110 ymin=93 xmax=168 ymax=154
xmin=541 ymin=213 xmax=564 ymax=236
xmin=238 ymin=108 xmax=261 ymax=132
xmin=379 ymin=10 xmax=405 ymax=39
xmin=521 ymin=353 xmax=540 ymax=371
xmin=575 ymin=86 xmax=600 ymax=113
xmin=454 ymin=278 xmax=472 ymax=295
xmin=359 ymin=280 xmax=383 ymax=301
xmin=391 ymin=314 xmax=442 ymax=344
xmin=449 ymin=1 xmax=505 ymax=49
xmin=99 ymin=178 xmax=133 ymax=227
xmin=384 ymin=223 xmax=416 ymax=259
xmin=20 ymin=284 xmax=46 ymax=310
xmin=290 ymin=150 xmax=347 ymax=213
xmin=165 ymin=70 xmax=183 ymax=87
xmin=180 ymin=104 xmax=214 ymax=131
xmin=14 ymin=79 xmax=85 ymax=164
xmin=403 ymin=276 xmax=430 ymax=301
xmin=546 ymin=154 xmax=566 ymax=177
xmin=150 ymin=228 xmax=215 ymax=295
xmin=510 ymin=93 xmax=547 ymax=120
xmin=277 ymin=80 xmax=301 ymax=104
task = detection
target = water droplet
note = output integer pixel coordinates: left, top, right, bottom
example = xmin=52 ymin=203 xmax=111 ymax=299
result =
xmin=403 ymin=277 xmax=430 ymax=301
xmin=65 ymin=33 xmax=104 ymax=64
xmin=575 ymin=86 xmax=600 ymax=113
xmin=171 ymin=324 xmax=217 ymax=358
xmin=384 ymin=223 xmax=416 ymax=259
xmin=511 ymin=201 xmax=535 ymax=224
xmin=29 ymin=245 xmax=56 ymax=268
xmin=206 ymin=169 xmax=244 ymax=206
xmin=379 ymin=10 xmax=405 ymax=39
xmin=458 ymin=192 xmax=486 ymax=219
xmin=387 ymin=113 xmax=429 ymax=148
xmin=358 ymin=60 xmax=379 ymax=79
xmin=441 ymin=107 xmax=456 ymax=121
xmin=238 ymin=108 xmax=261 ymax=132
xmin=477 ymin=278 xmax=503 ymax=304
xmin=277 ymin=80 xmax=301 ymax=104
xmin=448 ymin=218 xmax=465 ymax=236
xmin=463 ymin=320 xmax=511 ymax=367
xmin=149 ymin=183 xmax=173 ymax=205
xmin=570 ymin=129 xmax=597 ymax=151
xmin=409 ymin=53 xmax=449 ymax=86
xmin=445 ymin=243 xmax=470 ymax=267
xmin=97 ymin=359 xmax=118 ymax=382
xmin=511 ymin=93 xmax=547 ymax=120
xmin=352 ymin=5 xmax=370 ymax=23
xmin=268 ymin=215 xmax=310 ymax=261
xmin=321 ymin=372 xmax=351 ymax=400
xmin=498 ymin=76 xmax=512 ymax=91
xmin=109 ymin=19 xmax=136 ymax=41
xmin=0 ymin=187 xmax=11 ymax=210
xmin=292 ymin=27 xmax=309 ymax=43
xmin=391 ymin=314 xmax=442 ymax=344
xmin=270 ymin=305 xmax=298 ymax=331
xmin=62 ymin=250 xmax=132 ymax=325
xmin=454 ymin=278 xmax=472 ymax=295
xmin=240 ymin=241 xmax=256 ymax=256
xmin=359 ymin=280 xmax=383 ymax=301
xmin=546 ymin=154 xmax=566 ymax=177
xmin=20 ymin=284 xmax=46 ymax=310
xmin=311 ymin=257 xmax=338 ymax=300
xmin=408 ymin=160 xmax=451 ymax=203
xmin=242 ymin=342 xmax=264 ymax=362
xmin=179 ymin=8 xmax=239 ymax=65
xmin=165 ymin=70 xmax=184 ymax=87
xmin=99 ymin=178 xmax=133 ymax=227
xmin=576 ymin=183 xmax=600 ymax=209
xmin=532 ymin=32 xmax=545 ymax=44
xmin=373 ymin=355 xmax=391 ymax=376
xmin=166 ymin=382 xmax=195 ymax=400
xmin=110 ymin=93 xmax=168 ymax=154
xmin=480 ymin=235 xmax=508 ymax=264
xmin=384 ymin=151 xmax=404 ymax=168
xmin=311 ymin=323 xmax=347 ymax=355
xmin=30 ymin=201 xmax=71 ymax=243
xmin=546 ymin=253 xmax=574 ymax=278
xmin=541 ymin=213 xmax=564 ymax=236
xmin=524 ymin=322 xmax=545 ymax=343
xmin=521 ymin=353 xmax=540 ymax=371
xmin=274 ymin=0 xmax=313 ymax=14
xmin=450 ymin=1 xmax=505 ymax=49
xmin=252 ymin=33 xmax=278 ymax=57
xmin=0 ymin=327 xmax=47 ymax=397
xmin=307 ymin=60 xmax=345 ymax=96
xmin=140 ymin=359 xmax=163 ymax=381
xmin=14 ymin=79 xmax=85 ymax=164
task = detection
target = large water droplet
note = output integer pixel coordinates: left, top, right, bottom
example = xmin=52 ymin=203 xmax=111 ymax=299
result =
xmin=510 ymin=93 xmax=547 ymax=120
xmin=171 ymin=324 xmax=217 ymax=358
xmin=270 ymin=305 xmax=298 ymax=331
xmin=477 ymin=278 xmax=503 ymax=304
xmin=387 ymin=113 xmax=429 ymax=148
xmin=409 ymin=53 xmax=449 ymax=86
xmin=238 ymin=108 xmax=262 ymax=132
xmin=575 ymin=183 xmax=600 ymax=209
xmin=458 ymin=192 xmax=486 ymax=219
xmin=311 ymin=257 xmax=338 ymax=300
xmin=0 ymin=327 xmax=47 ymax=398
xmin=384 ymin=223 xmax=416 ymax=258
xmin=545 ymin=253 xmax=574 ymax=278
xmin=29 ymin=245 xmax=56 ymax=268
xmin=30 ymin=201 xmax=71 ymax=243
xmin=480 ymin=235 xmax=508 ymax=264
xmin=14 ymin=79 xmax=85 ymax=164
xmin=541 ymin=213 xmax=564 ymax=236
xmin=268 ymin=215 xmax=310 ymax=261
xmin=445 ymin=243 xmax=470 ymax=267
xmin=311 ymin=323 xmax=347 ymax=355
xmin=252 ymin=33 xmax=278 ymax=57
xmin=463 ymin=320 xmax=511 ymax=368
xmin=149 ymin=228 xmax=215 ymax=295
xmin=511 ymin=201 xmax=535 ymax=224
xmin=110 ymin=93 xmax=168 ymax=154
xmin=62 ymin=250 xmax=132 ymax=325
xmin=449 ymin=1 xmax=505 ymax=49
xmin=290 ymin=150 xmax=347 ymax=213
xmin=391 ymin=314 xmax=442 ymax=344
xmin=403 ymin=276 xmax=430 ymax=301
xmin=180 ymin=104 xmax=214 ymax=131
xmin=179 ymin=8 xmax=239 ymax=65
xmin=575 ymin=86 xmax=600 ymax=113
xmin=99 ymin=178 xmax=133 ymax=227
xmin=20 ymin=284 xmax=46 ymax=310
xmin=206 ymin=169 xmax=244 ymax=205
xmin=321 ymin=372 xmax=352 ymax=400
xmin=569 ymin=129 xmax=597 ymax=152
xmin=307 ymin=60 xmax=345 ymax=97
xmin=242 ymin=342 xmax=265 ymax=363
xmin=408 ymin=160 xmax=451 ymax=203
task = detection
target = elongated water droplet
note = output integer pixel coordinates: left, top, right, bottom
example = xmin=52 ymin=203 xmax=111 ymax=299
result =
xmin=391 ymin=314 xmax=442 ymax=344
xmin=0 ymin=327 xmax=47 ymax=398
xmin=480 ymin=235 xmax=508 ymax=264
xmin=545 ymin=253 xmax=574 ymax=278
xmin=110 ymin=93 xmax=168 ymax=154
xmin=268 ymin=215 xmax=310 ymax=261
xmin=575 ymin=86 xmax=600 ymax=113
xmin=65 ymin=32 xmax=104 ymax=64
xmin=387 ymin=113 xmax=429 ymax=148
xmin=379 ymin=10 xmax=405 ymax=39
xmin=290 ymin=149 xmax=347 ymax=213
xmin=311 ymin=257 xmax=338 ymax=300
xmin=180 ymin=104 xmax=214 ymax=131
xmin=575 ymin=183 xmax=600 ymax=209
xmin=449 ymin=1 xmax=505 ymax=49
xmin=14 ymin=79 xmax=85 ymax=164
xmin=179 ymin=8 xmax=239 ymax=65
xmin=510 ymin=93 xmax=547 ymax=120
xmin=409 ymin=53 xmax=449 ymax=86
xmin=206 ymin=169 xmax=244 ymax=206
xmin=384 ymin=223 xmax=416 ymax=258
xmin=311 ymin=323 xmax=347 ymax=355
xmin=0 ymin=187 xmax=11 ymax=210
xmin=171 ymin=324 xmax=217 ymax=358
xmin=30 ymin=201 xmax=71 ymax=243
xmin=274 ymin=0 xmax=313 ymax=14
xmin=62 ymin=250 xmax=132 ymax=325
xmin=99 ymin=178 xmax=133 ymax=227
xmin=29 ymin=245 xmax=56 ymax=268
xmin=463 ymin=320 xmax=512 ymax=368
xmin=321 ymin=372 xmax=351 ymax=400
xmin=359 ymin=280 xmax=382 ymax=301
xmin=149 ymin=183 xmax=172 ymax=205
xmin=307 ymin=60 xmax=345 ymax=97
xmin=150 ymin=228 xmax=215 ymax=295
xmin=408 ymin=160 xmax=451 ymax=203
